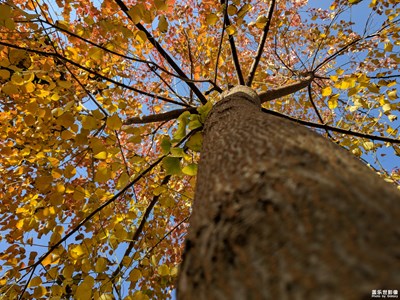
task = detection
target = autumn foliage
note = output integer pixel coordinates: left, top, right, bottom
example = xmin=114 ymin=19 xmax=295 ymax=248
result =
xmin=0 ymin=0 xmax=399 ymax=299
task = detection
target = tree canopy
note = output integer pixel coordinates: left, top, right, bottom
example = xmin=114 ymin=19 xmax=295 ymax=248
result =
xmin=0 ymin=0 xmax=399 ymax=299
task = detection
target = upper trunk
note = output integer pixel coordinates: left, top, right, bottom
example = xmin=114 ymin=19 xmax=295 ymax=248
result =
xmin=177 ymin=86 xmax=400 ymax=300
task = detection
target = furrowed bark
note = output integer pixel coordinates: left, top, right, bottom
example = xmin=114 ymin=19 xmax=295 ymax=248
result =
xmin=177 ymin=85 xmax=400 ymax=300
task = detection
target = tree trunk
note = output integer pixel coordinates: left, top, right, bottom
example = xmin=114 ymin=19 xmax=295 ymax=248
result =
xmin=177 ymin=86 xmax=400 ymax=300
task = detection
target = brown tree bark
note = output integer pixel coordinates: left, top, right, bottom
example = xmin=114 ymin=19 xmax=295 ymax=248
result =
xmin=177 ymin=86 xmax=400 ymax=300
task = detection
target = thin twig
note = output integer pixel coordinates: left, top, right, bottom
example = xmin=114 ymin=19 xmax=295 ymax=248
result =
xmin=307 ymin=85 xmax=334 ymax=139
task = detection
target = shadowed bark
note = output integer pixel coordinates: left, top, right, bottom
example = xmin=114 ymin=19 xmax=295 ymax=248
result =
xmin=177 ymin=86 xmax=400 ymax=300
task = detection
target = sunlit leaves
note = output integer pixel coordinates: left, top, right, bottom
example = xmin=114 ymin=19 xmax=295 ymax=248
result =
xmin=0 ymin=0 xmax=399 ymax=298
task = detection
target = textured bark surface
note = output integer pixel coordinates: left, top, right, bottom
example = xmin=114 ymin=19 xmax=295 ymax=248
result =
xmin=177 ymin=86 xmax=400 ymax=300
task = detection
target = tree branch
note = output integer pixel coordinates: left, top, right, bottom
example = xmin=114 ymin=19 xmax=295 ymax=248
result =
xmin=258 ymin=74 xmax=313 ymax=103
xmin=223 ymin=2 xmax=245 ymax=85
xmin=261 ymin=108 xmax=400 ymax=144
xmin=113 ymin=0 xmax=208 ymax=105
xmin=245 ymin=0 xmax=276 ymax=86
xmin=124 ymin=108 xmax=197 ymax=125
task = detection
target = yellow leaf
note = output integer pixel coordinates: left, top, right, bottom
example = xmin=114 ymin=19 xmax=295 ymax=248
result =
xmin=64 ymin=165 xmax=76 ymax=179
xmin=382 ymin=103 xmax=391 ymax=113
xmin=226 ymin=25 xmax=236 ymax=35
xmin=76 ymin=282 xmax=92 ymax=300
xmin=387 ymin=89 xmax=397 ymax=100
xmin=61 ymin=130 xmax=74 ymax=140
xmin=132 ymin=291 xmax=150 ymax=300
xmin=1 ymin=82 xmax=19 ymax=95
xmin=95 ymin=257 xmax=107 ymax=273
xmin=33 ymin=285 xmax=47 ymax=298
xmin=384 ymin=42 xmax=393 ymax=52
xmin=155 ymin=0 xmax=168 ymax=11
xmin=28 ymin=276 xmax=42 ymax=287
xmin=94 ymin=151 xmax=107 ymax=160
xmin=116 ymin=172 xmax=129 ymax=189
xmin=0 ymin=4 xmax=12 ymax=20
xmin=63 ymin=265 xmax=74 ymax=279
xmin=128 ymin=4 xmax=144 ymax=24
xmin=135 ymin=30 xmax=148 ymax=43
xmin=182 ymin=163 xmax=198 ymax=176
xmin=237 ymin=3 xmax=252 ymax=19
xmin=106 ymin=114 xmax=123 ymax=130
xmin=23 ymin=82 xmax=35 ymax=93
xmin=158 ymin=264 xmax=170 ymax=276
xmin=70 ymin=244 xmax=85 ymax=259
xmin=328 ymin=94 xmax=338 ymax=110
xmin=322 ymin=86 xmax=332 ymax=97
xmin=11 ymin=73 xmax=25 ymax=85
xmin=255 ymin=15 xmax=268 ymax=29
xmin=8 ymin=49 xmax=31 ymax=68
xmin=206 ymin=13 xmax=218 ymax=26
xmin=367 ymin=84 xmax=380 ymax=93
xmin=95 ymin=165 xmax=111 ymax=183
xmin=363 ymin=141 xmax=374 ymax=151
xmin=114 ymin=223 xmax=128 ymax=240
xmin=81 ymin=115 xmax=98 ymax=130
xmin=129 ymin=269 xmax=142 ymax=282
xmin=88 ymin=47 xmax=103 ymax=60
xmin=0 ymin=69 xmax=10 ymax=80
xmin=227 ymin=5 xmax=237 ymax=16
xmin=158 ymin=15 xmax=168 ymax=33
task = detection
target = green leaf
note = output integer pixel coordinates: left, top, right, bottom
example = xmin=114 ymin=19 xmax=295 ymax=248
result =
xmin=160 ymin=135 xmax=171 ymax=154
xmin=188 ymin=114 xmax=202 ymax=130
xmin=162 ymin=157 xmax=181 ymax=175
xmin=185 ymin=132 xmax=203 ymax=152
xmin=182 ymin=163 xmax=198 ymax=176
xmin=197 ymin=101 xmax=212 ymax=123
xmin=173 ymin=111 xmax=190 ymax=141
xmin=170 ymin=147 xmax=185 ymax=157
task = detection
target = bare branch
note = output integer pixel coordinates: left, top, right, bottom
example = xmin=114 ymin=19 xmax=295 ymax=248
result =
xmin=113 ymin=0 xmax=208 ymax=105
xmin=262 ymin=108 xmax=400 ymax=144
xmin=124 ymin=108 xmax=197 ymax=125
xmin=258 ymin=74 xmax=313 ymax=103
xmin=246 ymin=0 xmax=276 ymax=86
